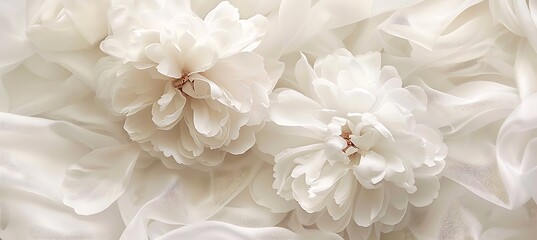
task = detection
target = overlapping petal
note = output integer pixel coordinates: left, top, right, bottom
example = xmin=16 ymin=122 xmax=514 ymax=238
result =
xmin=97 ymin=0 xmax=283 ymax=168
xmin=253 ymin=50 xmax=447 ymax=239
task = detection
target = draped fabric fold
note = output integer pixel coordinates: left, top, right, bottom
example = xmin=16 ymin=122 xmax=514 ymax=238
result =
xmin=1 ymin=0 xmax=537 ymax=239
xmin=0 ymin=112 xmax=124 ymax=240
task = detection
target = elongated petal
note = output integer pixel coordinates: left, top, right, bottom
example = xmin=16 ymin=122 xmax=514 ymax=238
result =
xmin=63 ymin=144 xmax=140 ymax=215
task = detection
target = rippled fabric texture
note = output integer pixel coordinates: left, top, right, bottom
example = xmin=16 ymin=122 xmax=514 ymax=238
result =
xmin=1 ymin=0 xmax=537 ymax=240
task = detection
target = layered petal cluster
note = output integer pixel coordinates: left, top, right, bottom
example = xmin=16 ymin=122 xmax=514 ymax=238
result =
xmin=254 ymin=49 xmax=447 ymax=237
xmin=97 ymin=0 xmax=282 ymax=167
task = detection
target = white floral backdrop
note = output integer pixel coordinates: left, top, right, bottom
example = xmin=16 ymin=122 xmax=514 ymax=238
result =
xmin=1 ymin=0 xmax=536 ymax=239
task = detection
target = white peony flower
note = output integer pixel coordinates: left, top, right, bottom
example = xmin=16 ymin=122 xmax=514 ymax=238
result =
xmin=97 ymin=0 xmax=283 ymax=167
xmin=253 ymin=49 xmax=447 ymax=238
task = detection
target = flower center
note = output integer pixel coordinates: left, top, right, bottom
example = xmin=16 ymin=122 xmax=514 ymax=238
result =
xmin=172 ymin=72 xmax=190 ymax=91
xmin=340 ymin=131 xmax=355 ymax=152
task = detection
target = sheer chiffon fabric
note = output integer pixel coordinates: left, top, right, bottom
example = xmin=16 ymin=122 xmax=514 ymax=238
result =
xmin=1 ymin=0 xmax=537 ymax=240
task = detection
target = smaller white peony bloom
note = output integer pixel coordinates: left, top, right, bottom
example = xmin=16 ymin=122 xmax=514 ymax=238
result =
xmin=254 ymin=49 xmax=447 ymax=238
xmin=97 ymin=0 xmax=283 ymax=167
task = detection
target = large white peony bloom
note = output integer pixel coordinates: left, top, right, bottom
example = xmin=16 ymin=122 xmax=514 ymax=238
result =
xmin=253 ymin=49 xmax=447 ymax=238
xmin=97 ymin=0 xmax=283 ymax=168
